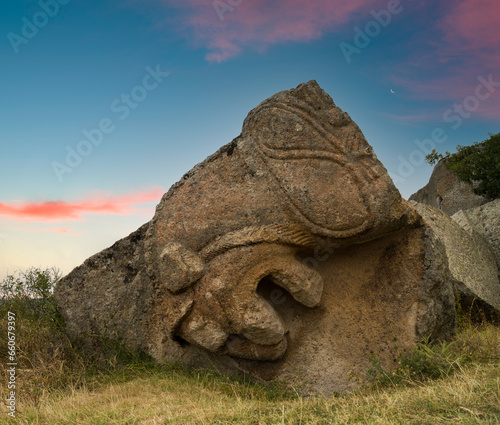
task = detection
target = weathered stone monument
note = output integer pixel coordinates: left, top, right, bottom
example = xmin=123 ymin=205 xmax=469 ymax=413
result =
xmin=55 ymin=81 xmax=466 ymax=394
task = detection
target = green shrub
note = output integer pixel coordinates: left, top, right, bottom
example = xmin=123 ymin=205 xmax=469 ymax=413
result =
xmin=367 ymin=338 xmax=467 ymax=388
xmin=425 ymin=132 xmax=500 ymax=200
xmin=1 ymin=267 xmax=63 ymax=325
xmin=0 ymin=267 xmax=149 ymax=403
xmin=0 ymin=267 xmax=65 ymax=365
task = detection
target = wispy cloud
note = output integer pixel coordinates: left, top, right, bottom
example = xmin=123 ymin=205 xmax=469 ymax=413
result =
xmin=392 ymin=0 xmax=500 ymax=119
xmin=33 ymin=227 xmax=73 ymax=233
xmin=440 ymin=0 xmax=500 ymax=65
xmin=156 ymin=0 xmax=373 ymax=62
xmin=149 ymin=0 xmax=498 ymax=119
xmin=0 ymin=187 xmax=164 ymax=223
xmin=384 ymin=111 xmax=443 ymax=125
xmin=15 ymin=226 xmax=84 ymax=236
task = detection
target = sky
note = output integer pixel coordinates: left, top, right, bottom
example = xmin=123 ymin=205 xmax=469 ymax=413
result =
xmin=1 ymin=0 xmax=499 ymax=279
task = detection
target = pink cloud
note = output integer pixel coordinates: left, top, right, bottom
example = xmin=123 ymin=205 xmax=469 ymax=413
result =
xmin=440 ymin=0 xmax=500 ymax=62
xmin=147 ymin=0 xmax=499 ymax=120
xmin=35 ymin=227 xmax=72 ymax=233
xmin=0 ymin=187 xmax=164 ymax=223
xmin=158 ymin=0 xmax=374 ymax=62
xmin=393 ymin=0 xmax=500 ymax=119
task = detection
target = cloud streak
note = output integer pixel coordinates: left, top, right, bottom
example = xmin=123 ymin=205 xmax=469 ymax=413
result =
xmin=0 ymin=187 xmax=164 ymax=223
xmin=392 ymin=0 xmax=500 ymax=119
xmin=34 ymin=227 xmax=72 ymax=233
xmin=384 ymin=111 xmax=443 ymax=125
xmin=158 ymin=0 xmax=373 ymax=62
xmin=440 ymin=0 xmax=500 ymax=65
xmin=150 ymin=0 xmax=498 ymax=119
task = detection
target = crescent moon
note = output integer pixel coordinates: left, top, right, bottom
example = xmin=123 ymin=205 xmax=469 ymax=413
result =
xmin=390 ymin=89 xmax=395 ymax=94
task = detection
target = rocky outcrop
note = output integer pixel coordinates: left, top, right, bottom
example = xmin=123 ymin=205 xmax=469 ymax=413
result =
xmin=409 ymin=160 xmax=487 ymax=216
xmin=55 ymin=81 xmax=459 ymax=395
xmin=411 ymin=201 xmax=500 ymax=316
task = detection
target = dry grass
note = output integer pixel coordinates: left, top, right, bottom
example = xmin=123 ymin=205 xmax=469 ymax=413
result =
xmin=0 ymin=325 xmax=498 ymax=425
xmin=1 ymin=269 xmax=499 ymax=424
xmin=2 ymin=359 xmax=499 ymax=424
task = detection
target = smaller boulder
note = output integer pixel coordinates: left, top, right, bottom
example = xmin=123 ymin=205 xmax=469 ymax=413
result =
xmin=410 ymin=201 xmax=500 ymax=316
xmin=452 ymin=199 xmax=500 ymax=281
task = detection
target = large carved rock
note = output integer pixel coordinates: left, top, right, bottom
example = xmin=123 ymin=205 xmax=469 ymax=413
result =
xmin=409 ymin=160 xmax=487 ymax=216
xmin=55 ymin=81 xmax=457 ymax=394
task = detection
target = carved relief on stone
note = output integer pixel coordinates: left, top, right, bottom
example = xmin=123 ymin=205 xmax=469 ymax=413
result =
xmin=147 ymin=81 xmax=418 ymax=362
xmin=54 ymin=81 xmax=457 ymax=395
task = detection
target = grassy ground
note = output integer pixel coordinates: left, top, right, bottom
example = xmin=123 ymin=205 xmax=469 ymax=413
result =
xmin=5 ymin=356 xmax=500 ymax=425
xmin=1 ymin=268 xmax=499 ymax=424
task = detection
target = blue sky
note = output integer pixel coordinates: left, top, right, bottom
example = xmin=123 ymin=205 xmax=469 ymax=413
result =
xmin=1 ymin=0 xmax=499 ymax=278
